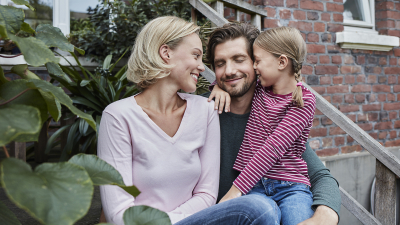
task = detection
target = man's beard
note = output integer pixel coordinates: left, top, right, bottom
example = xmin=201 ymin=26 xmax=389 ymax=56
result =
xmin=218 ymin=73 xmax=255 ymax=97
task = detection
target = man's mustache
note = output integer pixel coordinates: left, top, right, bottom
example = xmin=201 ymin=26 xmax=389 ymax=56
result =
xmin=221 ymin=73 xmax=247 ymax=82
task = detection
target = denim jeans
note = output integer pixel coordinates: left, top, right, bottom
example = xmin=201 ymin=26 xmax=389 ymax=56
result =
xmin=175 ymin=178 xmax=313 ymax=225
xmin=175 ymin=193 xmax=279 ymax=225
xmin=247 ymin=178 xmax=314 ymax=225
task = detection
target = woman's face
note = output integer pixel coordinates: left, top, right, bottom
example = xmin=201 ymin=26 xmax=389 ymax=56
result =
xmin=168 ymin=33 xmax=205 ymax=93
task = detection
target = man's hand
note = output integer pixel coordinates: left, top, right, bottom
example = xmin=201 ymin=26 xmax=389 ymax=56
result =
xmin=218 ymin=185 xmax=242 ymax=204
xmin=298 ymin=205 xmax=338 ymax=225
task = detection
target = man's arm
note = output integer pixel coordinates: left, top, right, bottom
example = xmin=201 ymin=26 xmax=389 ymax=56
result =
xmin=302 ymin=143 xmax=341 ymax=224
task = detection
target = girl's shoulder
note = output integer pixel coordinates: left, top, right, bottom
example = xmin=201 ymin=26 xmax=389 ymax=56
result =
xmin=300 ymin=86 xmax=316 ymax=106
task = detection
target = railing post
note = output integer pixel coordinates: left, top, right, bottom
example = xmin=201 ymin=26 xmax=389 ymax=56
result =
xmin=191 ymin=8 xmax=197 ymax=24
xmin=235 ymin=9 xmax=241 ymax=21
xmin=251 ymin=14 xmax=261 ymax=30
xmin=211 ymin=1 xmax=224 ymax=27
xmin=9 ymin=142 xmax=26 ymax=161
xmin=375 ymin=160 xmax=396 ymax=225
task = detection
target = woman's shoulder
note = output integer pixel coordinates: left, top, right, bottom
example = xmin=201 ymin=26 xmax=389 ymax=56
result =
xmin=179 ymin=93 xmax=215 ymax=110
xmin=103 ymin=96 xmax=137 ymax=117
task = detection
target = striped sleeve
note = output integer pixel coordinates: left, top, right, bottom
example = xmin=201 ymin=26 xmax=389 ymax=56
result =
xmin=233 ymin=92 xmax=316 ymax=194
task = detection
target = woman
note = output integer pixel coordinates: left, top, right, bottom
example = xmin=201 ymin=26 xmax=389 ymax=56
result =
xmin=98 ymin=16 xmax=220 ymax=224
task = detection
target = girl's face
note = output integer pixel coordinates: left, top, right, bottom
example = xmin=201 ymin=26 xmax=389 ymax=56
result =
xmin=168 ymin=33 xmax=205 ymax=93
xmin=253 ymin=44 xmax=281 ymax=87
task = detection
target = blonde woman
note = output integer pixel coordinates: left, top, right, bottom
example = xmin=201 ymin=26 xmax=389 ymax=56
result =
xmin=97 ymin=16 xmax=220 ymax=225
xmin=212 ymin=26 xmax=316 ymax=225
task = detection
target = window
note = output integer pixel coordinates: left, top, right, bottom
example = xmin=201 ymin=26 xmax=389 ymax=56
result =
xmin=337 ymin=0 xmax=399 ymax=51
xmin=343 ymin=0 xmax=375 ymax=31
xmin=1 ymin=0 xmax=98 ymax=35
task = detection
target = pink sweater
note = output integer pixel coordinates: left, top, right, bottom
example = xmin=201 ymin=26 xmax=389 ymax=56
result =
xmin=233 ymin=82 xmax=316 ymax=194
xmin=98 ymin=93 xmax=220 ymax=225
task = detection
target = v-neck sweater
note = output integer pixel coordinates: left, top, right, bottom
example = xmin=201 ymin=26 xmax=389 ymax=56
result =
xmin=98 ymin=93 xmax=221 ymax=225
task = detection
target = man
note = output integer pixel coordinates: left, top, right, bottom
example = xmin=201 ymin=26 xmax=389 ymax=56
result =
xmin=202 ymin=23 xmax=340 ymax=224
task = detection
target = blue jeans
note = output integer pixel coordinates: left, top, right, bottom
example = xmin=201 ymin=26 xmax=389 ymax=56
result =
xmin=175 ymin=178 xmax=313 ymax=225
xmin=247 ymin=178 xmax=314 ymax=225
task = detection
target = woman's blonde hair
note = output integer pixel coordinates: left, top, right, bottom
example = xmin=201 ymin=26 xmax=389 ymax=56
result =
xmin=254 ymin=26 xmax=307 ymax=107
xmin=127 ymin=16 xmax=199 ymax=89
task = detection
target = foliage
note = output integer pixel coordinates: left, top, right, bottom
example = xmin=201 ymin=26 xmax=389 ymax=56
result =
xmin=0 ymin=2 xmax=169 ymax=225
xmin=70 ymin=0 xmax=192 ymax=63
xmin=123 ymin=205 xmax=172 ymax=225
xmin=46 ymin=52 xmax=139 ymax=161
xmin=0 ymin=154 xmax=148 ymax=225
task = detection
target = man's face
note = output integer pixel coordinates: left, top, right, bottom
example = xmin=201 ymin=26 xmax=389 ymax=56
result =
xmin=213 ymin=38 xmax=256 ymax=97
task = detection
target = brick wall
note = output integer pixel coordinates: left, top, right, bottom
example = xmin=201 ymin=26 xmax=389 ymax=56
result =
xmin=223 ymin=0 xmax=400 ymax=157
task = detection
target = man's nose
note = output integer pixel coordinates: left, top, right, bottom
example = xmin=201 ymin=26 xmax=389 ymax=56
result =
xmin=225 ymin=62 xmax=237 ymax=75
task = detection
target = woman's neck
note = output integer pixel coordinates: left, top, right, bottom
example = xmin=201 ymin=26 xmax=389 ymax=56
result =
xmin=135 ymin=78 xmax=185 ymax=114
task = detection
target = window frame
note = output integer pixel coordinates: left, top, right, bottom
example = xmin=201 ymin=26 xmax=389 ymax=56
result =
xmin=343 ymin=0 xmax=375 ymax=32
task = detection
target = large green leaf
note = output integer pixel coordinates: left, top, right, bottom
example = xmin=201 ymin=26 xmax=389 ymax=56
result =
xmin=123 ymin=206 xmax=172 ymax=225
xmin=0 ymin=6 xmax=24 ymax=35
xmin=68 ymin=154 xmax=141 ymax=197
xmin=10 ymin=64 xmax=40 ymax=80
xmin=0 ymin=24 xmax=7 ymax=38
xmin=26 ymin=79 xmax=96 ymax=130
xmin=0 ymin=200 xmax=21 ymax=225
xmin=0 ymin=104 xmax=41 ymax=147
xmin=103 ymin=55 xmax=112 ymax=70
xmin=0 ymin=158 xmax=93 ymax=225
xmin=8 ymin=34 xmax=59 ymax=67
xmin=0 ymin=80 xmax=48 ymax=142
xmin=11 ymin=0 xmax=35 ymax=11
xmin=20 ymin=22 xmax=35 ymax=34
xmin=36 ymin=24 xmax=74 ymax=52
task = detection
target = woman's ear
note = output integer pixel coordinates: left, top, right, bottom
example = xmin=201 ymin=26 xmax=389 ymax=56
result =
xmin=277 ymin=55 xmax=289 ymax=71
xmin=159 ymin=44 xmax=171 ymax=63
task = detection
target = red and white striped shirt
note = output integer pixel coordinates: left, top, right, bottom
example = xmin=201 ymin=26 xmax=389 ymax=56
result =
xmin=233 ymin=81 xmax=316 ymax=194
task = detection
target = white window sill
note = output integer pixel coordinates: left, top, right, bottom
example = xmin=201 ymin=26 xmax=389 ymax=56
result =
xmin=336 ymin=29 xmax=399 ymax=52
xmin=0 ymin=55 xmax=126 ymax=71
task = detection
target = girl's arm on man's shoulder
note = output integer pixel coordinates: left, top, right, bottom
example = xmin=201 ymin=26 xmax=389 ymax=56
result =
xmin=302 ymin=143 xmax=341 ymax=223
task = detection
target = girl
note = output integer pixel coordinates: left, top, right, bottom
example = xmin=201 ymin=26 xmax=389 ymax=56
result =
xmin=212 ymin=26 xmax=316 ymax=225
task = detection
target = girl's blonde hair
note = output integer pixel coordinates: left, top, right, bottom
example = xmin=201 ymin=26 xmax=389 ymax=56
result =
xmin=127 ymin=16 xmax=199 ymax=89
xmin=254 ymin=26 xmax=307 ymax=107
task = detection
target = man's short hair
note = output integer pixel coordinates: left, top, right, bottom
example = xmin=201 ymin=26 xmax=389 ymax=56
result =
xmin=206 ymin=23 xmax=260 ymax=70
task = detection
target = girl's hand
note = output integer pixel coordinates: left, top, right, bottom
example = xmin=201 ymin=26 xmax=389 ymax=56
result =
xmin=208 ymin=84 xmax=231 ymax=114
xmin=218 ymin=185 xmax=242 ymax=204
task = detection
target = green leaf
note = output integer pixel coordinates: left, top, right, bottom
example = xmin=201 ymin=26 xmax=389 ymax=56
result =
xmin=0 ymin=6 xmax=24 ymax=35
xmin=26 ymin=79 xmax=96 ymax=131
xmin=0 ymin=66 xmax=8 ymax=85
xmin=123 ymin=206 xmax=171 ymax=225
xmin=0 ymin=79 xmax=48 ymax=138
xmin=103 ymin=55 xmax=112 ymax=70
xmin=45 ymin=124 xmax=71 ymax=154
xmin=0 ymin=104 xmax=41 ymax=147
xmin=71 ymin=96 xmax=103 ymax=113
xmin=11 ymin=0 xmax=35 ymax=11
xmin=69 ymin=154 xmax=141 ymax=197
xmin=74 ymin=47 xmax=85 ymax=55
xmin=0 ymin=199 xmax=21 ymax=225
xmin=46 ymin=62 xmax=73 ymax=83
xmin=35 ymin=24 xmax=74 ymax=52
xmin=10 ymin=64 xmax=40 ymax=80
xmin=80 ymin=80 xmax=91 ymax=87
xmin=0 ymin=158 xmax=93 ymax=225
xmin=20 ymin=22 xmax=35 ymax=34
xmin=78 ymin=118 xmax=89 ymax=136
xmin=8 ymin=34 xmax=60 ymax=67
xmin=38 ymin=90 xmax=61 ymax=121
xmin=0 ymin=24 xmax=7 ymax=39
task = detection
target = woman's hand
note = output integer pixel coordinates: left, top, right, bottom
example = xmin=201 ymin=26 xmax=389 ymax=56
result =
xmin=208 ymin=84 xmax=231 ymax=114
xmin=218 ymin=185 xmax=242 ymax=204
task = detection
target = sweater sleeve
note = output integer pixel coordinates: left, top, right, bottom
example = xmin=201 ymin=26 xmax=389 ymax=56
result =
xmin=98 ymin=111 xmax=135 ymax=225
xmin=233 ymin=92 xmax=316 ymax=194
xmin=302 ymin=143 xmax=341 ymax=221
xmin=167 ymin=103 xmax=221 ymax=224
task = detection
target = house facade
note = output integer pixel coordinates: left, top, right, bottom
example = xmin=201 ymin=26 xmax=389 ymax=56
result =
xmin=224 ymin=0 xmax=400 ymax=157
